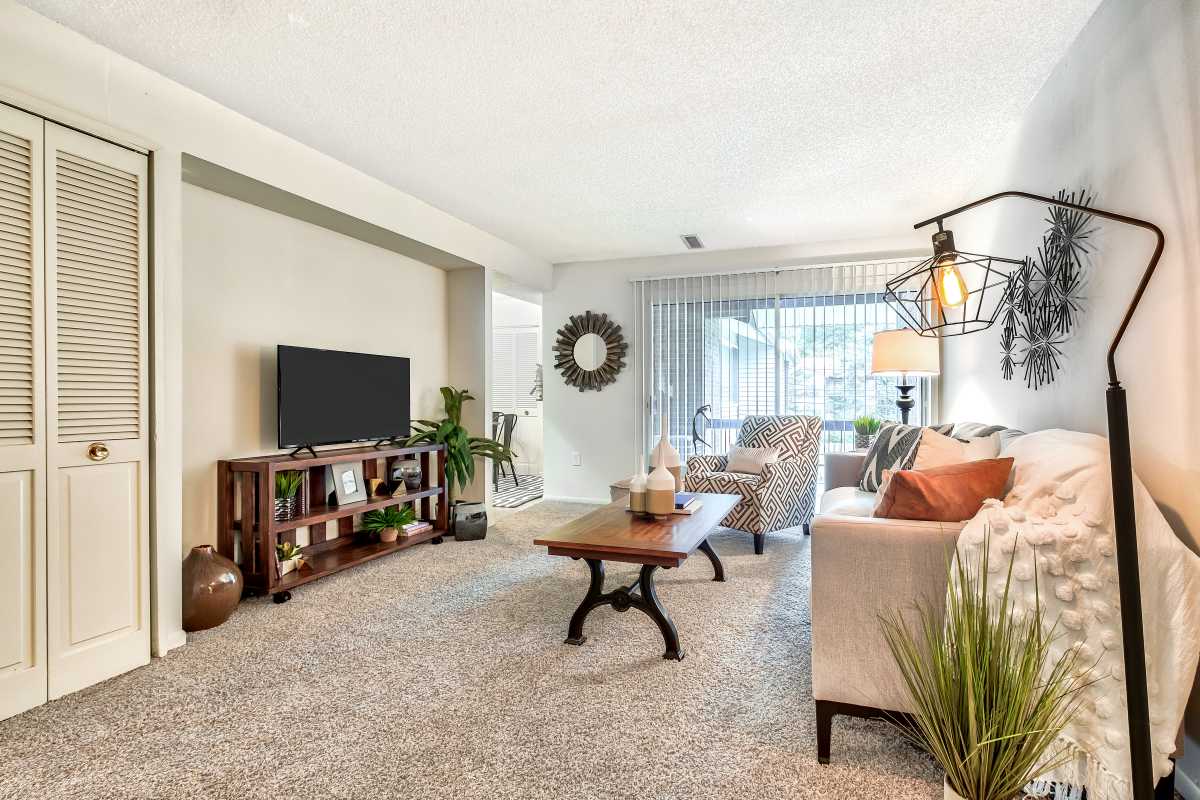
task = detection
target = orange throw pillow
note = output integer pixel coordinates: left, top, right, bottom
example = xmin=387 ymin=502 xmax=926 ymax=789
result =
xmin=873 ymin=458 xmax=1014 ymax=522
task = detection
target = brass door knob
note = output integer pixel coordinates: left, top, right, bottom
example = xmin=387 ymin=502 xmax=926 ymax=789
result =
xmin=86 ymin=442 xmax=110 ymax=462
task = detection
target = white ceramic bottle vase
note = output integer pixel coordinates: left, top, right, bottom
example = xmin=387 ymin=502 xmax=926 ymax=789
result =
xmin=628 ymin=456 xmax=648 ymax=514
xmin=650 ymin=411 xmax=682 ymax=491
xmin=646 ymin=449 xmax=676 ymax=519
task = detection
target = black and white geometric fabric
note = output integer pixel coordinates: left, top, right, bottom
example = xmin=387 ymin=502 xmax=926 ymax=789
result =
xmin=684 ymin=415 xmax=821 ymax=536
xmin=857 ymin=423 xmax=953 ymax=492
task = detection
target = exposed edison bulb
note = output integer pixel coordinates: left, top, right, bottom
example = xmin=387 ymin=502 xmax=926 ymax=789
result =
xmin=934 ymin=255 xmax=969 ymax=308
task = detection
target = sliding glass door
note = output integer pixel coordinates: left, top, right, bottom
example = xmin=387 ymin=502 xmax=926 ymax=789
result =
xmin=632 ymin=260 xmax=930 ymax=475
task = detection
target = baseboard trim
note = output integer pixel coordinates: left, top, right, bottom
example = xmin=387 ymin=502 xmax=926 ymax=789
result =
xmin=1178 ymin=765 xmax=1199 ymax=800
xmin=153 ymin=629 xmax=187 ymax=657
xmin=541 ymin=494 xmax=608 ymax=505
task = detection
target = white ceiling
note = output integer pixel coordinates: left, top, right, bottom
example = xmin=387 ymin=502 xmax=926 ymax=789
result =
xmin=20 ymin=1 xmax=1100 ymax=264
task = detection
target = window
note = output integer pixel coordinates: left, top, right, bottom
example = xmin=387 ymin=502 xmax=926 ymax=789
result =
xmin=631 ymin=261 xmax=931 ymax=470
xmin=492 ymin=325 xmax=541 ymax=416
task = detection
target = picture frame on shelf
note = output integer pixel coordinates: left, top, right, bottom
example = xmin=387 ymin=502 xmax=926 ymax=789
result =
xmin=326 ymin=462 xmax=368 ymax=505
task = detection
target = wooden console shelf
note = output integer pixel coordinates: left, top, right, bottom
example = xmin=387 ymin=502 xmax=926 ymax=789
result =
xmin=217 ymin=443 xmax=448 ymax=602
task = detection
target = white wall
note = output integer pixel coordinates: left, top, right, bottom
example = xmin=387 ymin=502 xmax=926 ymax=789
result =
xmin=937 ymin=0 xmax=1200 ymax=792
xmin=447 ymin=268 xmax=492 ymax=503
xmin=181 ymin=184 xmax=447 ymax=551
xmin=0 ymin=1 xmax=547 ymax=653
xmin=543 ymin=236 xmax=926 ymax=503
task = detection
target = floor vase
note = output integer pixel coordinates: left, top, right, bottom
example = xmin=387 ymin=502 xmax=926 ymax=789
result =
xmin=182 ymin=545 xmax=243 ymax=632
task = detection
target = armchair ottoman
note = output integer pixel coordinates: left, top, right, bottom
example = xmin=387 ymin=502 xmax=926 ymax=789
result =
xmin=684 ymin=415 xmax=821 ymax=554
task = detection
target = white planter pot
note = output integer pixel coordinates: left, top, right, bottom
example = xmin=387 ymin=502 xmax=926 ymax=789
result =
xmin=278 ymin=556 xmax=300 ymax=577
xmin=944 ymin=778 xmax=966 ymax=800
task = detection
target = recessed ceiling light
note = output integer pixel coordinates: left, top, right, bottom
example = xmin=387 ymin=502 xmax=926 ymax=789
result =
xmin=681 ymin=234 xmax=704 ymax=250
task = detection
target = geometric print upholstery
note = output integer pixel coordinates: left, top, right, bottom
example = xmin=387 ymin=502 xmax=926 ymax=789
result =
xmin=736 ymin=415 xmax=820 ymax=462
xmin=685 ymin=415 xmax=821 ymax=535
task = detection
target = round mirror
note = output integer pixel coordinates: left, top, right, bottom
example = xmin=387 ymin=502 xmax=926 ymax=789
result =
xmin=572 ymin=332 xmax=607 ymax=371
xmin=553 ymin=310 xmax=628 ymax=392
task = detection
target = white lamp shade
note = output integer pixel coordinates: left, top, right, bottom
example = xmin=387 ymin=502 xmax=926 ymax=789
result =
xmin=871 ymin=328 xmax=940 ymax=376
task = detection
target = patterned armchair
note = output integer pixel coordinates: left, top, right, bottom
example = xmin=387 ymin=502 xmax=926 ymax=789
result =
xmin=684 ymin=415 xmax=822 ymax=554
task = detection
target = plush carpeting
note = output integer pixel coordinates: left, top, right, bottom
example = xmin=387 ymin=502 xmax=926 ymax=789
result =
xmin=0 ymin=502 xmax=941 ymax=799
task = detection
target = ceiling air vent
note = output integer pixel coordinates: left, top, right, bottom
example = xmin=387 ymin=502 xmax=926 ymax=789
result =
xmin=681 ymin=234 xmax=704 ymax=250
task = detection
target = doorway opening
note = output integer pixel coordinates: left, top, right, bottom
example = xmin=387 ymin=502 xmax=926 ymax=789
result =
xmin=490 ymin=287 xmax=543 ymax=509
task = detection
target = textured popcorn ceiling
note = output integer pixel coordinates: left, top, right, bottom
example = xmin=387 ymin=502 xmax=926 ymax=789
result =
xmin=20 ymin=1 xmax=1100 ymax=263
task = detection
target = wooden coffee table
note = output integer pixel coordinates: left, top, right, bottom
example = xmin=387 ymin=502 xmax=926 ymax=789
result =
xmin=534 ymin=493 xmax=740 ymax=661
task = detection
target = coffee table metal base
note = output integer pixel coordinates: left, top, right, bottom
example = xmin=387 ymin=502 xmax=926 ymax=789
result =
xmin=564 ymin=538 xmax=725 ymax=661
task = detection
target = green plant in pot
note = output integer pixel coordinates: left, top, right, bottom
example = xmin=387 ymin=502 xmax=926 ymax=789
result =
xmin=362 ymin=505 xmax=415 ymax=544
xmin=852 ymin=415 xmax=882 ymax=449
xmin=274 ymin=470 xmax=304 ymax=521
xmin=275 ymin=540 xmax=305 ymax=576
xmin=408 ymin=386 xmax=515 ymax=541
xmin=880 ymin=534 xmax=1092 ymax=800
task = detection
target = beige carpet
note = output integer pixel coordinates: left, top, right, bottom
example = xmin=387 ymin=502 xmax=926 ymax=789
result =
xmin=0 ymin=501 xmax=941 ymax=799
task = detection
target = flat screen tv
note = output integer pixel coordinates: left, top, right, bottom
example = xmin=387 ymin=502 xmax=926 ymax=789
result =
xmin=277 ymin=345 xmax=410 ymax=449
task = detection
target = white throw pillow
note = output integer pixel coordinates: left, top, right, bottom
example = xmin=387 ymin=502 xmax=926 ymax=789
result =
xmin=911 ymin=429 xmax=1001 ymax=471
xmin=726 ymin=445 xmax=780 ymax=475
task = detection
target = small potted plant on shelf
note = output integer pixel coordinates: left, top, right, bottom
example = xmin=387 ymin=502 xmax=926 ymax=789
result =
xmin=408 ymin=386 xmax=515 ymax=542
xmin=880 ymin=535 xmax=1091 ymax=800
xmin=361 ymin=505 xmax=416 ymax=544
xmin=274 ymin=470 xmax=304 ymax=521
xmin=276 ymin=540 xmax=306 ymax=577
xmin=852 ymin=415 xmax=882 ymax=449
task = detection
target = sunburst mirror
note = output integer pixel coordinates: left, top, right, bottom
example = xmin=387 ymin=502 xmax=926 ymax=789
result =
xmin=553 ymin=311 xmax=627 ymax=392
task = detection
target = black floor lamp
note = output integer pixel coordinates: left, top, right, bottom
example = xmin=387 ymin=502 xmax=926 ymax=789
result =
xmin=884 ymin=190 xmax=1165 ymax=800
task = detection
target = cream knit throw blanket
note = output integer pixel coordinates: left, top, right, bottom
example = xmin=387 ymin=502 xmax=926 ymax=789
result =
xmin=954 ymin=429 xmax=1200 ymax=799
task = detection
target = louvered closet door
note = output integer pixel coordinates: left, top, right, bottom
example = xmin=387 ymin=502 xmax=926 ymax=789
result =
xmin=0 ymin=105 xmax=47 ymax=720
xmin=44 ymin=123 xmax=149 ymax=699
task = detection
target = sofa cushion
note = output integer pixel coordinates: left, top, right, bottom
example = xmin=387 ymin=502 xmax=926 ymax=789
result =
xmin=819 ymin=486 xmax=877 ymax=517
xmin=686 ymin=470 xmax=762 ymax=502
xmin=950 ymin=422 xmax=1025 ymax=452
xmin=911 ymin=429 xmax=1000 ymax=470
xmin=872 ymin=458 xmax=1015 ymax=522
xmin=857 ymin=422 xmax=953 ymax=492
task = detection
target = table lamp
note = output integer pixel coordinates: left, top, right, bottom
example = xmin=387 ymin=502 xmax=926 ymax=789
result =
xmin=870 ymin=328 xmax=940 ymax=424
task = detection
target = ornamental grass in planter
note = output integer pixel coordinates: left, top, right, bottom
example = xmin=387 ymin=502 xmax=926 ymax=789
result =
xmin=274 ymin=470 xmax=304 ymax=521
xmin=852 ymin=415 xmax=882 ymax=450
xmin=880 ymin=533 xmax=1093 ymax=800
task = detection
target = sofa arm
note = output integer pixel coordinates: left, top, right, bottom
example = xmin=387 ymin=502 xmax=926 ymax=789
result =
xmin=810 ymin=513 xmax=964 ymax=713
xmin=824 ymin=451 xmax=866 ymax=490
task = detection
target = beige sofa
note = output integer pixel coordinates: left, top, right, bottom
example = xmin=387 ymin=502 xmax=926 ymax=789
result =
xmin=810 ymin=423 xmax=1022 ymax=763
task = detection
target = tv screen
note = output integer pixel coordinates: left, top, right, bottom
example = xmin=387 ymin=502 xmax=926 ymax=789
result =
xmin=277 ymin=345 xmax=411 ymax=448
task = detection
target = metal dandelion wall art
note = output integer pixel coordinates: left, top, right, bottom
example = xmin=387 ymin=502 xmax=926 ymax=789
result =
xmin=998 ymin=189 xmax=1096 ymax=389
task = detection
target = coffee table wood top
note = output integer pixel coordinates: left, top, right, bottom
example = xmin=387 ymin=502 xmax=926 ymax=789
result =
xmin=535 ymin=493 xmax=740 ymax=567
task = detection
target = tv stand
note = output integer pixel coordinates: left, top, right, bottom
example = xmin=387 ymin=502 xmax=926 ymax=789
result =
xmin=288 ymin=444 xmax=318 ymax=458
xmin=217 ymin=443 xmax=448 ymax=602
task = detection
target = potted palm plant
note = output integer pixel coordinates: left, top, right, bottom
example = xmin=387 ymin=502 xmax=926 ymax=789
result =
xmin=361 ymin=505 xmax=415 ymax=544
xmin=880 ymin=536 xmax=1092 ymax=800
xmin=408 ymin=386 xmax=514 ymax=541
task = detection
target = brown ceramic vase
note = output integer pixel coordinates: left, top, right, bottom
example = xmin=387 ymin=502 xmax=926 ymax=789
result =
xmin=182 ymin=545 xmax=243 ymax=632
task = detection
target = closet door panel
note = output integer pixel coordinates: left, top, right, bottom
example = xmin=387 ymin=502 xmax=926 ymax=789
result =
xmin=44 ymin=122 xmax=149 ymax=700
xmin=0 ymin=105 xmax=46 ymax=722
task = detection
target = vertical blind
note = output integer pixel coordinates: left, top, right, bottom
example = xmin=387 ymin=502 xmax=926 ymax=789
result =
xmin=491 ymin=325 xmax=541 ymax=416
xmin=631 ymin=259 xmax=930 ymax=470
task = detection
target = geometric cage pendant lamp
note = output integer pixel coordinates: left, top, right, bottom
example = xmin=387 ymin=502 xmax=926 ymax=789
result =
xmin=884 ymin=226 xmax=1024 ymax=337
xmin=886 ymin=189 xmax=1167 ymax=800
